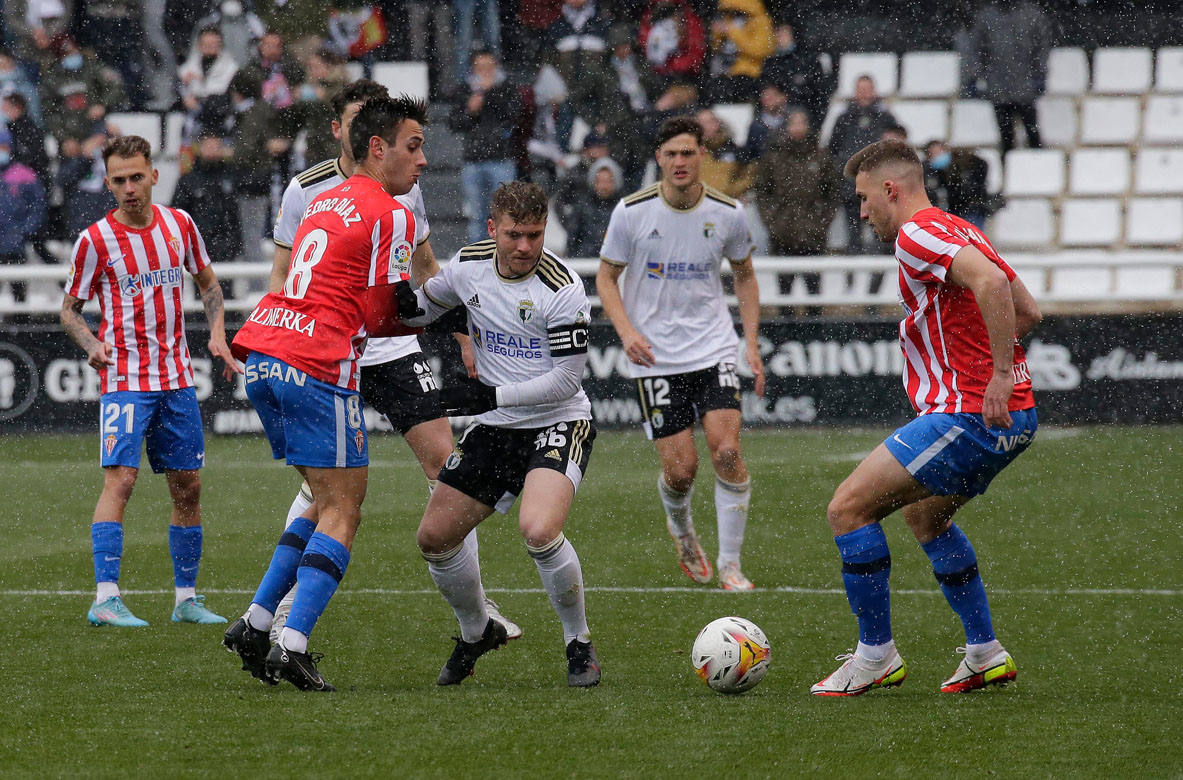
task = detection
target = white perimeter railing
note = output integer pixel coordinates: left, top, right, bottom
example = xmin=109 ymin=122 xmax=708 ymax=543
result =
xmin=1 ymin=252 xmax=1181 ymax=316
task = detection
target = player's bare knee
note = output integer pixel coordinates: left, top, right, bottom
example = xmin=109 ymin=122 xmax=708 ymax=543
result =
xmin=103 ymin=468 xmax=138 ymax=503
xmin=710 ymin=442 xmax=742 ymax=476
xmin=416 ymin=521 xmax=457 ymax=556
xmin=519 ymin=518 xmax=562 ymax=550
xmin=826 ymin=487 xmax=868 ymax=535
xmin=663 ymin=465 xmax=696 ymax=493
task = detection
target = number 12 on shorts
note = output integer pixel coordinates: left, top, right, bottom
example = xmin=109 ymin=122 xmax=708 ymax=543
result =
xmin=641 ymin=377 xmax=670 ymax=408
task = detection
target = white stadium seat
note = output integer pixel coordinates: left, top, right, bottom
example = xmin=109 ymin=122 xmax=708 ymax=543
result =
xmin=164 ymin=111 xmax=185 ymax=158
xmin=1059 ymin=198 xmax=1122 ymax=247
xmin=1003 ymin=149 xmax=1065 ymax=197
xmin=898 ymin=51 xmax=960 ymax=98
xmin=1143 ymin=95 xmax=1183 ymax=143
xmin=949 ymin=100 xmax=999 ymax=147
xmin=345 ymin=62 xmax=364 ymax=82
xmin=1090 ymin=47 xmax=1153 ymax=94
xmin=990 ymin=198 xmax=1055 ymax=249
xmin=155 ymin=159 xmax=180 ymax=205
xmin=1125 ymin=198 xmax=1183 ymax=246
xmin=1079 ymin=96 xmax=1141 ymax=144
xmin=1047 ymin=265 xmax=1109 ymax=300
xmin=106 ymin=112 xmax=163 ymax=155
xmin=1046 ymin=47 xmax=1090 ymax=95
xmin=1068 ymin=148 xmax=1130 ymax=195
xmin=1116 ymin=266 xmax=1177 ymax=299
xmin=1035 ymin=96 xmax=1078 ymax=147
xmin=1134 ymin=148 xmax=1183 ymax=194
xmin=712 ymin=103 xmax=755 ymax=147
xmin=372 ymin=61 xmax=430 ymax=101
xmin=888 ymin=99 xmax=947 ymax=145
xmin=1154 ymin=47 xmax=1183 ymax=92
xmin=974 ymin=147 xmax=1003 ymax=194
xmin=818 ymin=100 xmax=845 ymax=148
xmin=836 ymin=52 xmax=897 ymax=98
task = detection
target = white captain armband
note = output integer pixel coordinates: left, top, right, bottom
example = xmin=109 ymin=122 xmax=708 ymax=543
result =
xmin=548 ymin=323 xmax=589 ymax=356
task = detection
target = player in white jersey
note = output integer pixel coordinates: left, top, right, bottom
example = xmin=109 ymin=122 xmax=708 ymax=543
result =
xmin=265 ymin=80 xmax=520 ymax=641
xmin=401 ymin=182 xmax=601 ymax=687
xmin=596 ymin=116 xmax=766 ymax=591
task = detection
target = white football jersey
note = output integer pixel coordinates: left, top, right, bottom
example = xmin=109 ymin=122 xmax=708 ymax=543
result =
xmin=599 ymin=183 xmax=755 ymax=378
xmin=422 ymin=240 xmax=593 ymax=429
xmin=273 ymin=157 xmax=430 ymax=365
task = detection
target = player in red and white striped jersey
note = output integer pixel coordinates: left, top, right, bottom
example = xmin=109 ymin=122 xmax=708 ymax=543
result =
xmin=61 ymin=135 xmax=240 ymax=629
xmin=811 ymin=140 xmax=1043 ymax=698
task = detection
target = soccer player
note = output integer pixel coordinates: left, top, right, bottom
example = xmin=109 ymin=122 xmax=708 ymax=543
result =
xmin=811 ymin=139 xmax=1042 ymax=697
xmin=61 ymin=134 xmax=240 ymax=628
xmin=222 ymin=96 xmax=429 ymax=691
xmin=401 ymin=181 xmax=601 ymax=687
xmin=596 ymin=115 xmax=766 ymax=591
xmin=266 ymin=79 xmax=520 ymax=643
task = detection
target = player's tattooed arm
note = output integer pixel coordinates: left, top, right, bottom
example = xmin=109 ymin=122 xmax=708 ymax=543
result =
xmin=60 ymin=293 xmax=113 ymax=370
xmin=194 ymin=266 xmax=243 ymax=380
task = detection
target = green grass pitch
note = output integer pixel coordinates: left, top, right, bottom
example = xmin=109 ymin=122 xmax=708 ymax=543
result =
xmin=1 ymin=427 xmax=1180 ymax=778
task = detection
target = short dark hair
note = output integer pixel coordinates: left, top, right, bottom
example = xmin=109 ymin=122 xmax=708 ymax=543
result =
xmin=2 ymin=92 xmax=28 ymax=112
xmin=330 ymin=78 xmax=390 ymax=121
xmin=348 ymin=94 xmax=429 ymax=162
xmin=103 ymin=134 xmax=153 ymax=164
xmin=229 ymin=69 xmax=262 ymax=100
xmin=656 ymin=115 xmax=704 ymax=148
xmin=197 ymin=25 xmax=222 ymax=39
xmin=843 ymin=139 xmax=922 ymax=179
xmin=490 ymin=181 xmax=549 ymax=224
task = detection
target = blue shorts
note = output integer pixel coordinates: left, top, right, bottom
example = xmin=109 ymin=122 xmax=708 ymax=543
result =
xmin=884 ymin=409 xmax=1038 ymax=497
xmin=245 ymin=352 xmax=368 ymax=468
xmin=99 ymin=388 xmax=204 ymax=473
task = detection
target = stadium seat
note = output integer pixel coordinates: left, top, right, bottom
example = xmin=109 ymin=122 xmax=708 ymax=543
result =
xmin=1115 ymin=266 xmax=1176 ymax=298
xmin=1090 ymin=47 xmax=1153 ymax=94
xmin=106 ymin=112 xmax=163 ymax=155
xmin=887 ymin=100 xmax=947 ymax=145
xmin=1068 ymin=148 xmax=1130 ymax=195
xmin=1059 ymin=198 xmax=1122 ymax=247
xmin=1154 ymin=47 xmax=1183 ymax=92
xmin=836 ymin=52 xmax=897 ymax=98
xmin=345 ymin=62 xmax=364 ymax=82
xmin=1125 ymin=198 xmax=1183 ymax=245
xmin=974 ymin=147 xmax=1003 ymax=194
xmin=164 ymin=111 xmax=185 ymax=159
xmin=372 ymin=61 xmax=430 ymax=101
xmin=155 ymin=159 xmax=180 ymax=205
xmin=818 ymin=100 xmax=845 ymax=147
xmin=1079 ymin=96 xmax=1141 ymax=144
xmin=989 ymin=198 xmax=1055 ymax=248
xmin=898 ymin=51 xmax=960 ymax=98
xmin=1134 ymin=148 xmax=1183 ymax=194
xmin=1046 ymin=47 xmax=1090 ymax=95
xmin=1003 ymin=149 xmax=1065 ymax=197
xmin=712 ymin=103 xmax=755 ymax=147
xmin=1143 ymin=95 xmax=1183 ymax=143
xmin=1046 ymin=265 xmax=1109 ymax=300
xmin=949 ymin=100 xmax=999 ymax=147
xmin=1035 ymin=96 xmax=1078 ymax=147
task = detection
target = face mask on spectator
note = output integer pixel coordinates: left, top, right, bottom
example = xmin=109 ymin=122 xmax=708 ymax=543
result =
xmin=300 ymin=83 xmax=319 ymax=102
xmin=931 ymin=151 xmax=951 ymax=170
xmin=63 ymin=53 xmax=83 ymax=70
xmin=0 ymin=151 xmax=10 ymax=166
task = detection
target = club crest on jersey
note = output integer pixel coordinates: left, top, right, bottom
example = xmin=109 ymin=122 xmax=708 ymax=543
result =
xmin=650 ymin=410 xmax=664 ymax=429
xmin=168 ymin=236 xmax=182 ymax=256
xmin=518 ymin=299 xmax=535 ymax=323
xmin=703 ymin=222 xmax=716 ymax=238
xmin=354 ymin=429 xmax=365 ymax=455
xmin=104 ymin=434 xmax=117 ymax=456
xmin=645 ymin=261 xmax=664 ymax=280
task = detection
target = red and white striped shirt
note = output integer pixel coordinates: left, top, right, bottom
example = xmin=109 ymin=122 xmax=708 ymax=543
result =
xmin=895 ymin=207 xmax=1035 ymax=416
xmin=231 ymin=175 xmax=416 ymax=389
xmin=67 ymin=205 xmax=211 ymax=393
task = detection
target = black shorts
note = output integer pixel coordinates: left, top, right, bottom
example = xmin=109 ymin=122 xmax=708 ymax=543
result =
xmin=360 ymin=353 xmax=442 ymax=434
xmin=635 ymin=362 xmax=742 ymax=439
xmin=438 ymin=419 xmax=596 ymax=513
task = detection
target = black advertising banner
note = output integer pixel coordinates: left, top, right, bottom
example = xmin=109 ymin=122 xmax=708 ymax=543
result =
xmin=2 ymin=314 xmax=1181 ymax=434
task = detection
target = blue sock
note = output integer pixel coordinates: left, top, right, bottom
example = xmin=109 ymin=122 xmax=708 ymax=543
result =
xmin=835 ymin=523 xmax=893 ymax=646
xmin=286 ymin=533 xmax=351 ymax=640
xmin=251 ymin=517 xmax=316 ymax=612
xmin=922 ymin=524 xmax=995 ymax=644
xmin=169 ymin=525 xmax=202 ymax=588
xmin=91 ymin=522 xmax=123 ymax=587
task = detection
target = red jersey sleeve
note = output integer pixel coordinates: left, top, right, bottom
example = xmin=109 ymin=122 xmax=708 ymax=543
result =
xmin=66 ymin=231 xmax=102 ymax=300
xmin=897 ymin=218 xmax=970 ymax=284
xmin=176 ymin=208 xmax=212 ymax=274
xmin=367 ymin=206 xmax=416 ymax=287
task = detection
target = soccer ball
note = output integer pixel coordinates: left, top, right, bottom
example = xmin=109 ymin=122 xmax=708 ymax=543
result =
xmin=691 ymin=616 xmax=771 ymax=694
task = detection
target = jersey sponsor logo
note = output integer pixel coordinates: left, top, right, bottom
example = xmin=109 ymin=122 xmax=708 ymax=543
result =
xmin=246 ymin=305 xmax=317 ymax=337
xmin=480 ymin=328 xmax=544 ymax=359
xmin=1012 ymin=360 xmax=1031 ymax=384
xmin=517 ymin=299 xmax=535 ymax=323
xmin=301 ymin=196 xmax=363 ymax=226
xmin=245 ymin=359 xmax=309 ymax=386
xmin=645 ymin=261 xmax=664 ymax=279
xmin=647 ymin=261 xmax=712 ymax=281
xmin=104 ymin=433 xmax=117 ymax=456
xmin=467 ymin=293 xmax=481 ymax=308
xmin=118 ymin=266 xmax=184 ymax=298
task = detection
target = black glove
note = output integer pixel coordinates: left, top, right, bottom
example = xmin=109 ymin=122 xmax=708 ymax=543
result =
xmin=394 ymin=280 xmax=425 ymax=319
xmin=439 ymin=378 xmax=498 ymax=416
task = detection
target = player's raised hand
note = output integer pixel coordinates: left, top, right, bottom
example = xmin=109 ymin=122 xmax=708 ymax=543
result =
xmin=86 ymin=342 xmax=115 ymax=370
xmin=622 ymin=329 xmax=655 ymax=367
xmin=746 ymin=342 xmax=766 ymax=398
xmin=208 ymin=336 xmax=244 ymax=381
xmin=982 ymin=371 xmax=1013 ymax=429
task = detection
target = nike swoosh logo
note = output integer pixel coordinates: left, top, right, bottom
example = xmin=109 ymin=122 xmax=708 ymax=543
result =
xmin=180 ymin=565 xmax=198 ymax=573
xmin=104 ymin=555 xmax=120 ymax=562
xmin=892 ymin=434 xmax=912 ymax=450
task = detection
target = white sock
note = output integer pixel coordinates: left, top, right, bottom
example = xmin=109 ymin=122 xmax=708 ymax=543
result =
xmin=659 ymin=475 xmax=694 ymax=536
xmin=96 ymin=581 xmax=120 ymax=602
xmin=715 ymin=476 xmax=750 ymax=566
xmin=966 ymin=639 xmax=1004 ymax=665
xmin=464 ymin=527 xmax=479 ymax=561
xmin=857 ymin=640 xmax=896 ymax=665
xmin=285 ymin=482 xmax=315 ymax=530
xmin=175 ymin=586 xmax=196 ymax=606
xmin=529 ymin=534 xmax=590 ymax=645
xmin=246 ymin=603 xmax=274 ymax=632
xmin=425 ymin=541 xmax=488 ymax=642
xmin=280 ymin=626 xmax=308 ymax=653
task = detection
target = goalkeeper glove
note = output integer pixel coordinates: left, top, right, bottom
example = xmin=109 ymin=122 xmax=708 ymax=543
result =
xmin=439 ymin=378 xmax=498 ymax=416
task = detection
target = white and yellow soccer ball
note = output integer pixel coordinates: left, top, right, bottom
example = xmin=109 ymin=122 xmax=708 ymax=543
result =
xmin=691 ymin=616 xmax=771 ymax=694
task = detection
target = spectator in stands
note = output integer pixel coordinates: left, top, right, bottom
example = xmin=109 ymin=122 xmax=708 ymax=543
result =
xmin=525 ymin=64 xmax=572 ymax=191
xmin=172 ymin=130 xmax=244 ymax=270
xmin=193 ymin=0 xmax=266 ymax=69
xmin=828 ymin=74 xmax=897 ymax=254
xmin=41 ymin=36 xmax=127 ymax=146
xmin=222 ymin=70 xmax=283 ymax=268
xmin=564 ymin=156 xmax=624 ymax=257
xmin=455 ymin=0 xmax=503 ymax=83
xmin=696 ymin=107 xmax=752 ymax=199
xmin=240 ymin=30 xmax=304 ymax=115
xmin=606 ymin=23 xmax=661 ymax=115
xmin=969 ymin=0 xmax=1050 ymax=156
xmin=449 ymin=49 xmax=523 ymax=243
xmin=164 ymin=0 xmax=216 ymax=65
xmin=554 ymin=130 xmax=612 ymax=228
xmin=547 ymin=0 xmax=612 ymax=87
xmin=4 ymin=0 xmax=73 ymax=70
xmin=405 ymin=0 xmax=456 ymax=99
xmin=178 ymin=27 xmax=240 ymax=114
xmin=923 ymin=140 xmax=991 ymax=230
xmin=77 ymin=0 xmax=148 ymax=109
xmin=56 ymin=127 xmax=114 ymax=238
xmin=2 ymin=93 xmax=49 ymax=191
xmin=741 ymin=82 xmax=790 ymax=162
xmin=289 ymin=48 xmax=349 ymax=168
xmin=0 ymin=125 xmax=47 ymax=307
xmin=639 ymin=0 xmax=706 ymax=87
xmin=0 ymin=46 xmax=41 ymax=122
xmin=759 ymin=19 xmax=834 ymax=132
xmin=707 ymin=0 xmax=774 ymax=103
